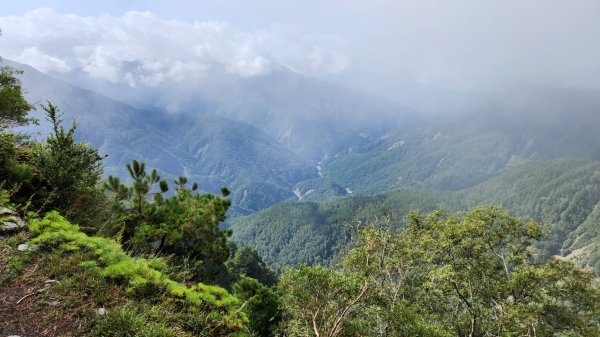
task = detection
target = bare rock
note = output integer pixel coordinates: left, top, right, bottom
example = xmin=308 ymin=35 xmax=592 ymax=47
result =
xmin=0 ymin=208 xmax=18 ymax=216
xmin=0 ymin=208 xmax=27 ymax=233
xmin=17 ymin=243 xmax=31 ymax=251
xmin=3 ymin=221 xmax=19 ymax=230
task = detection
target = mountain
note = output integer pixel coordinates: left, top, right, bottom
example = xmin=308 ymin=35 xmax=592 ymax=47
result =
xmin=230 ymin=158 xmax=600 ymax=271
xmin=53 ymin=65 xmax=418 ymax=162
xmin=5 ymin=59 xmax=316 ymax=214
xmin=311 ymin=87 xmax=600 ymax=197
xmin=7 ymin=59 xmax=600 ymax=271
xmin=229 ymin=189 xmax=461 ymax=270
xmin=563 ymin=202 xmax=600 ymax=272
xmin=460 ymin=158 xmax=600 ymax=257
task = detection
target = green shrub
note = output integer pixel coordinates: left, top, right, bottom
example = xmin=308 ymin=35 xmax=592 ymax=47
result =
xmin=105 ymin=161 xmax=233 ymax=283
xmin=28 ymin=211 xmax=247 ymax=333
xmin=31 ymin=104 xmax=106 ymax=220
xmin=233 ymin=277 xmax=281 ymax=336
xmin=0 ymin=65 xmax=35 ymax=130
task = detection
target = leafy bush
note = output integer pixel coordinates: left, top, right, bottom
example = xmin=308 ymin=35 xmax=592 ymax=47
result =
xmin=233 ymin=277 xmax=281 ymax=337
xmin=0 ymin=65 xmax=35 ymax=130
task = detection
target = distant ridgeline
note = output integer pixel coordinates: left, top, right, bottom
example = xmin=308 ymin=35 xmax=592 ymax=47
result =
xmin=6 ymin=59 xmax=411 ymax=216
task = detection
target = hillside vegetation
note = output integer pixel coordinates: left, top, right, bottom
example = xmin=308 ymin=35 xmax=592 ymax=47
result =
xmin=8 ymin=59 xmax=317 ymax=215
xmin=1 ymin=61 xmax=599 ymax=336
xmin=312 ymin=88 xmax=600 ymax=197
xmin=231 ymin=159 xmax=600 ymax=271
xmin=1 ymin=64 xmax=280 ymax=336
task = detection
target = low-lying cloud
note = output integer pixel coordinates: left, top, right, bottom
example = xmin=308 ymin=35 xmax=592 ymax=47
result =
xmin=0 ymin=8 xmax=348 ymax=86
xmin=1 ymin=2 xmax=600 ymax=99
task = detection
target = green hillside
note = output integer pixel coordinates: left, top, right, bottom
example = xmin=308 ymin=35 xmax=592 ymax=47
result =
xmin=230 ymin=190 xmax=462 ymax=269
xmin=317 ymin=88 xmax=600 ymax=197
xmin=231 ymin=158 xmax=600 ymax=271
xmin=461 ymin=158 xmax=600 ymax=255
xmin=7 ymin=60 xmax=317 ymax=214
xmin=563 ymin=202 xmax=600 ymax=272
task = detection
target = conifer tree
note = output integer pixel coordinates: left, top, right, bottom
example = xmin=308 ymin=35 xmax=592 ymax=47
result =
xmin=32 ymin=103 xmax=104 ymax=216
xmin=105 ymin=160 xmax=233 ymax=282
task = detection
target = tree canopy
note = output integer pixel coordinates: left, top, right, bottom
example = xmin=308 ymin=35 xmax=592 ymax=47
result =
xmin=278 ymin=207 xmax=600 ymax=337
xmin=0 ymin=65 xmax=35 ymax=130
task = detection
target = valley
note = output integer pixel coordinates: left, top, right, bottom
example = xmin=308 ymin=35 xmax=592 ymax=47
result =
xmin=2 ymin=3 xmax=600 ymax=335
xmin=6 ymin=58 xmax=600 ymax=273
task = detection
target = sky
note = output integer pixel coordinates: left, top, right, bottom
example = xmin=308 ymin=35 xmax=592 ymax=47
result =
xmin=1 ymin=0 xmax=600 ymax=101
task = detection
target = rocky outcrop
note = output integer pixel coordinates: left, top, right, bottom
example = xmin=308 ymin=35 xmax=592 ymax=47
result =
xmin=0 ymin=208 xmax=26 ymax=233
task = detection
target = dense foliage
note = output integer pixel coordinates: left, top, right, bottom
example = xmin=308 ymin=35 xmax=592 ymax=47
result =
xmin=103 ymin=159 xmax=236 ymax=283
xmin=0 ymin=98 xmax=107 ymax=229
xmin=231 ymin=159 xmax=600 ymax=273
xmin=0 ymin=65 xmax=35 ymax=130
xmin=0 ymin=65 xmax=279 ymax=336
xmin=277 ymin=207 xmax=600 ymax=337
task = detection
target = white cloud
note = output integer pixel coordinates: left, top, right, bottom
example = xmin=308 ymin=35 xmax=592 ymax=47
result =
xmin=18 ymin=46 xmax=71 ymax=73
xmin=0 ymin=8 xmax=349 ymax=86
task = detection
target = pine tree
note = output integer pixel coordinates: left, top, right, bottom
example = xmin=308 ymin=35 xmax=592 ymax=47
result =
xmin=32 ymin=103 xmax=105 ymax=215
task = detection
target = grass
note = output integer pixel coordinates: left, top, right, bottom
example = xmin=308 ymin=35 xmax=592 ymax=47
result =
xmin=1 ymin=211 xmax=250 ymax=336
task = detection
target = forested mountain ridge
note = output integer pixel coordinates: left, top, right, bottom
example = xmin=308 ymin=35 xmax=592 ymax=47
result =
xmin=305 ymin=87 xmax=600 ymax=198
xmin=54 ymin=64 xmax=418 ymax=162
xmin=563 ymin=202 xmax=600 ymax=272
xmin=231 ymin=158 xmax=600 ymax=272
xmin=5 ymin=59 xmax=317 ymax=214
xmin=461 ymin=158 xmax=600 ymax=255
xmin=229 ymin=189 xmax=461 ymax=269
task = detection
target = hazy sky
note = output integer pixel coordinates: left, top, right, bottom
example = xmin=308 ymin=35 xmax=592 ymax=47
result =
xmin=1 ymin=1 xmax=600 ymax=99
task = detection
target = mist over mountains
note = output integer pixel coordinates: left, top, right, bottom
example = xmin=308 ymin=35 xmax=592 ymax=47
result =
xmin=6 ymin=59 xmax=317 ymax=214
xmin=8 ymin=55 xmax=600 ymax=205
xmin=5 ymin=58 xmax=415 ymax=214
xmin=313 ymin=85 xmax=600 ymax=197
xmin=4 ymin=52 xmax=600 ymax=271
xmin=2 ymin=4 xmax=600 ymax=336
xmin=52 ymin=63 xmax=415 ymax=162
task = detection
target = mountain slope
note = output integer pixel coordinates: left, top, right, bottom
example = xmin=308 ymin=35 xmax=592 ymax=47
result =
xmin=317 ymin=87 xmax=600 ymax=196
xmin=230 ymin=190 xmax=462 ymax=269
xmin=55 ymin=65 xmax=418 ymax=162
xmin=6 ymin=59 xmax=316 ymax=214
xmin=563 ymin=202 xmax=600 ymax=272
xmin=461 ymin=158 xmax=600 ymax=254
xmin=230 ymin=159 xmax=600 ymax=271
